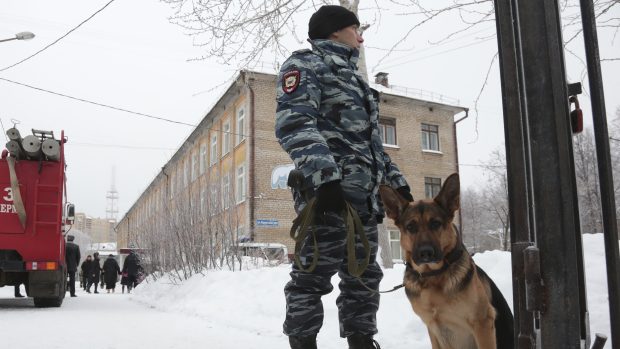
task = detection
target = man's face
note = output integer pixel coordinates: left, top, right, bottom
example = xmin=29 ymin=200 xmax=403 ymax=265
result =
xmin=87 ymin=257 xmax=92 ymax=261
xmin=330 ymin=24 xmax=363 ymax=49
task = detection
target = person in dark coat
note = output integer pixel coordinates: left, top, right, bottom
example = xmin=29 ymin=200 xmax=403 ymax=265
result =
xmin=80 ymin=255 xmax=92 ymax=290
xmin=121 ymin=250 xmax=141 ymax=294
xmin=65 ymin=235 xmax=81 ymax=297
xmin=102 ymin=254 xmax=121 ymax=293
xmin=86 ymin=252 xmax=102 ymax=294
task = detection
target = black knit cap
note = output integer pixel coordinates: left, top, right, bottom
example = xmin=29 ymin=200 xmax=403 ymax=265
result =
xmin=308 ymin=5 xmax=360 ymax=40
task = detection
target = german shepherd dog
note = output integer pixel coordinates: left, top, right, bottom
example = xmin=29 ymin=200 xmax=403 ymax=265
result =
xmin=379 ymin=173 xmax=514 ymax=349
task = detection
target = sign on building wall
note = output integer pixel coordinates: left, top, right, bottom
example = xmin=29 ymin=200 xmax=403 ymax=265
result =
xmin=271 ymin=164 xmax=295 ymax=190
xmin=256 ymin=219 xmax=279 ymax=227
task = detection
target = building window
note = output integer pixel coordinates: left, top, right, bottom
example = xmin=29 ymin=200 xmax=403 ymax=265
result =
xmin=425 ymin=177 xmax=442 ymax=198
xmin=389 ymin=230 xmax=403 ymax=260
xmin=222 ymin=121 xmax=231 ymax=156
xmin=200 ymin=188 xmax=205 ymax=214
xmin=176 ymin=168 xmax=182 ymax=194
xmin=236 ymin=108 xmax=246 ymax=145
xmin=222 ymin=174 xmax=230 ymax=209
xmin=421 ymin=123 xmax=439 ymax=151
xmin=210 ymin=185 xmax=218 ymax=216
xmin=183 ymin=161 xmax=189 ymax=188
xmin=379 ymin=118 xmax=396 ymax=145
xmin=191 ymin=151 xmax=198 ymax=182
xmin=236 ymin=165 xmax=246 ymax=204
xmin=210 ymin=134 xmax=218 ymax=166
xmin=237 ymin=225 xmax=246 ymax=241
xmin=199 ymin=143 xmax=206 ymax=174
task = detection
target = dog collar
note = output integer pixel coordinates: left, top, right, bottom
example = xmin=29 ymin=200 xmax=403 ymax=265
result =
xmin=406 ymin=244 xmax=465 ymax=279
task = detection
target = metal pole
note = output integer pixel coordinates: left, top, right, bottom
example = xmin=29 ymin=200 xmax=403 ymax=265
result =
xmin=579 ymin=1 xmax=620 ymax=347
xmin=516 ymin=0 xmax=585 ymax=347
xmin=493 ymin=0 xmax=536 ymax=347
xmin=0 ymin=37 xmax=17 ymax=43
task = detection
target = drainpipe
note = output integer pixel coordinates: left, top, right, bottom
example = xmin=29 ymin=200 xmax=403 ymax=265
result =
xmin=244 ymin=71 xmax=257 ymax=241
xmin=453 ymin=107 xmax=469 ymax=232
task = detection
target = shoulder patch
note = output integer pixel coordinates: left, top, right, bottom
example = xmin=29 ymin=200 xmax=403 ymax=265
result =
xmin=282 ymin=70 xmax=301 ymax=94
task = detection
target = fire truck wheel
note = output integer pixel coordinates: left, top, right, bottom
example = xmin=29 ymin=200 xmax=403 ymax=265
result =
xmin=33 ymin=296 xmax=64 ymax=307
xmin=33 ymin=277 xmax=65 ymax=307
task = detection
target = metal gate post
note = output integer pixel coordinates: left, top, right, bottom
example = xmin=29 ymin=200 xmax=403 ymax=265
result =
xmin=579 ymin=1 xmax=620 ymax=347
xmin=493 ymin=0 xmax=536 ymax=347
xmin=494 ymin=0 xmax=589 ymax=348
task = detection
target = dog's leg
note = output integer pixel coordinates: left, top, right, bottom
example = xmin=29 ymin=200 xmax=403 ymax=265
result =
xmin=471 ymin=314 xmax=497 ymax=349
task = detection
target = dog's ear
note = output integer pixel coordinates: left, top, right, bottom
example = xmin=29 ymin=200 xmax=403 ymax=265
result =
xmin=434 ymin=173 xmax=460 ymax=216
xmin=379 ymin=185 xmax=410 ymax=221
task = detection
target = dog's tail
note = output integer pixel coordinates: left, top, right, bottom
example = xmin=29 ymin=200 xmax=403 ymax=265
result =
xmin=476 ymin=265 xmax=515 ymax=348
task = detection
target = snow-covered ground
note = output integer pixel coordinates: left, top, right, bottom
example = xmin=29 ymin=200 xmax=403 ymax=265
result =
xmin=0 ymin=233 xmax=613 ymax=348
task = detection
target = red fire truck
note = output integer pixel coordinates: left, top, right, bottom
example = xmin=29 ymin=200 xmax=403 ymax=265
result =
xmin=0 ymin=128 xmax=74 ymax=307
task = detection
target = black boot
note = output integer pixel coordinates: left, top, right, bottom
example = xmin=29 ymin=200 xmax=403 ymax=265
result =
xmin=347 ymin=333 xmax=381 ymax=349
xmin=288 ymin=334 xmax=317 ymax=349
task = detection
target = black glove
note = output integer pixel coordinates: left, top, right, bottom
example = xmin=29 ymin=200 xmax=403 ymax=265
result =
xmin=315 ymin=181 xmax=346 ymax=214
xmin=397 ymin=186 xmax=414 ymax=202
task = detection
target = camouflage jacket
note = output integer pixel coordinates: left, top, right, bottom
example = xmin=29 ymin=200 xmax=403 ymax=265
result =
xmin=275 ymin=39 xmax=409 ymax=217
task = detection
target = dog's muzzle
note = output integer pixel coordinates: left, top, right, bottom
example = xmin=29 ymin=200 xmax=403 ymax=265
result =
xmin=413 ymin=243 xmax=444 ymax=265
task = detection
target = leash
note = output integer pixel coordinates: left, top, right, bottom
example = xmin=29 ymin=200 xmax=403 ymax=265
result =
xmin=356 ymin=277 xmax=405 ymax=294
xmin=290 ymin=198 xmax=370 ymax=277
xmin=290 ymin=199 xmax=405 ymax=294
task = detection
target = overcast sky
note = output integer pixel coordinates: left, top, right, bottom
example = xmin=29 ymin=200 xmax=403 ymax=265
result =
xmin=1 ymin=0 xmax=618 ymax=219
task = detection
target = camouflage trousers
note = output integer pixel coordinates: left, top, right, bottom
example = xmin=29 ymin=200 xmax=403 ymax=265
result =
xmin=283 ymin=212 xmax=383 ymax=338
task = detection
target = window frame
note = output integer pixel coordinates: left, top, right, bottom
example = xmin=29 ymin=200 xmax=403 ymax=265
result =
xmin=421 ymin=123 xmax=440 ymax=151
xmin=379 ymin=117 xmax=397 ymax=146
xmin=388 ymin=230 xmax=403 ymax=261
xmin=236 ymin=108 xmax=246 ymax=146
xmin=191 ymin=151 xmax=198 ymax=182
xmin=222 ymin=120 xmax=231 ymax=156
xmin=222 ymin=173 xmax=231 ymax=209
xmin=424 ymin=177 xmax=442 ymax=198
xmin=199 ymin=143 xmax=207 ymax=174
xmin=236 ymin=164 xmax=246 ymax=204
xmin=210 ymin=133 xmax=218 ymax=166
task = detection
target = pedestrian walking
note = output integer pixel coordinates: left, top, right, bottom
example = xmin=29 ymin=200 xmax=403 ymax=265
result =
xmin=86 ymin=252 xmax=102 ymax=294
xmin=80 ymin=255 xmax=92 ymax=290
xmin=275 ymin=5 xmax=413 ymax=349
xmin=65 ymin=235 xmax=81 ymax=297
xmin=121 ymin=250 xmax=141 ymax=294
xmin=102 ymin=254 xmax=121 ymax=293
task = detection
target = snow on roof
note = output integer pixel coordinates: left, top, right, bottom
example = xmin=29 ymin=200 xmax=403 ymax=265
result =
xmin=369 ymin=82 xmax=464 ymax=109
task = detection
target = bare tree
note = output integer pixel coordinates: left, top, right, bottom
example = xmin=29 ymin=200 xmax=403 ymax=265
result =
xmin=161 ymin=0 xmax=619 ymax=72
xmin=132 ymin=162 xmax=249 ymax=283
xmin=478 ymin=148 xmax=510 ymax=251
xmin=461 ymin=187 xmax=484 ymax=252
xmin=610 ymin=106 xmax=620 ymax=217
xmin=573 ymin=128 xmax=604 ymax=233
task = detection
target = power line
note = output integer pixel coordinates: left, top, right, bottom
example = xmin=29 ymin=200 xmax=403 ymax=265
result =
xmin=0 ymin=77 xmax=197 ymax=127
xmin=377 ymin=36 xmax=497 ymax=71
xmin=71 ymin=142 xmax=176 ymax=151
xmin=370 ymin=25 xmax=495 ymax=66
xmin=0 ymin=0 xmax=116 ymax=72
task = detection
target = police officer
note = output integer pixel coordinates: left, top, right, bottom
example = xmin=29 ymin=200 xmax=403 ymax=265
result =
xmin=275 ymin=5 xmax=413 ymax=349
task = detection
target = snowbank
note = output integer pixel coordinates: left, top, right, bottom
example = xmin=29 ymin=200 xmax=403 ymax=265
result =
xmin=130 ymin=233 xmax=613 ymax=348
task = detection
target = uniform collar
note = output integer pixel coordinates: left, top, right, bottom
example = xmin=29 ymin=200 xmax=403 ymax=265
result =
xmin=309 ymin=39 xmax=360 ymax=68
